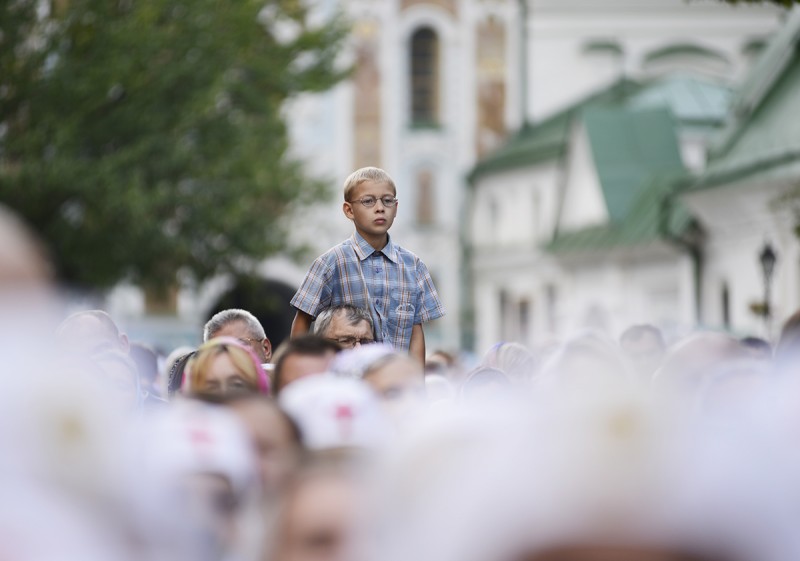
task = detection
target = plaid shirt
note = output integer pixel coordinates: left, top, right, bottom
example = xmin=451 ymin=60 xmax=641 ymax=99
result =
xmin=290 ymin=233 xmax=445 ymax=351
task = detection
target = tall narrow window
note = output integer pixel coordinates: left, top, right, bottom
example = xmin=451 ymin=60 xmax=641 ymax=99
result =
xmin=416 ymin=169 xmax=435 ymax=225
xmin=410 ymin=27 xmax=439 ymax=124
xmin=721 ymin=282 xmax=731 ymax=328
xmin=518 ymin=298 xmax=531 ymax=342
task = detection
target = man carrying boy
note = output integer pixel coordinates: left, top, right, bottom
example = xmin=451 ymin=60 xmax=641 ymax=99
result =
xmin=290 ymin=167 xmax=445 ymax=364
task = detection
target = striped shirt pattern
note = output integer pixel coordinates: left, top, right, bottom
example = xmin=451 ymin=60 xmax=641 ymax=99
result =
xmin=290 ymin=233 xmax=445 ymax=351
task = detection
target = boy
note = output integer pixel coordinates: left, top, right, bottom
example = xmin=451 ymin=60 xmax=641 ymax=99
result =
xmin=290 ymin=167 xmax=445 ymax=364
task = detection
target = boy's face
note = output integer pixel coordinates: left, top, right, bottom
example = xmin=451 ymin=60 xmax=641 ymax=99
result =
xmin=343 ymin=180 xmax=398 ymax=241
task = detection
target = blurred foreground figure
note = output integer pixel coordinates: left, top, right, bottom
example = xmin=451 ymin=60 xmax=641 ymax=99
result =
xmin=56 ymin=309 xmax=130 ymax=356
xmin=539 ymin=332 xmax=632 ymax=393
xmin=0 ymin=204 xmax=59 ymax=355
xmin=368 ymin=388 xmax=800 ymax=561
xmin=0 ymin=202 xmax=53 ymax=289
xmin=280 ymin=374 xmax=389 ymax=452
xmin=268 ymin=456 xmax=360 ymax=561
xmin=332 ymin=344 xmax=426 ymax=422
xmin=619 ymin=324 xmax=666 ymax=381
xmin=145 ymin=401 xmax=261 ymax=561
xmin=481 ymin=342 xmax=538 ymax=385
xmin=225 ymin=395 xmax=304 ymax=500
xmin=653 ymin=333 xmax=747 ymax=397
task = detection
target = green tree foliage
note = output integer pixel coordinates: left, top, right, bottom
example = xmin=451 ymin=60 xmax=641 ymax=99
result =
xmin=0 ymin=0 xmax=350 ymax=289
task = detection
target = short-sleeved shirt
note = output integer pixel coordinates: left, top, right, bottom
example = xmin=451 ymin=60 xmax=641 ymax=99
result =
xmin=290 ymin=233 xmax=445 ymax=351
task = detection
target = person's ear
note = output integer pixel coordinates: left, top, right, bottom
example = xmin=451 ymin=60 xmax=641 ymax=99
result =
xmin=262 ymin=338 xmax=273 ymax=363
xmin=343 ymin=201 xmax=355 ymax=221
xmin=119 ymin=333 xmax=130 ymax=353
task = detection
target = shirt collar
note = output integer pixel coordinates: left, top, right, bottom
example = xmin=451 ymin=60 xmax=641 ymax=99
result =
xmin=351 ymin=232 xmax=398 ymax=263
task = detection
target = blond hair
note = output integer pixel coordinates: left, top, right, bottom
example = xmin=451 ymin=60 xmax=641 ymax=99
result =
xmin=186 ymin=343 xmax=261 ymax=394
xmin=343 ymin=167 xmax=397 ymax=201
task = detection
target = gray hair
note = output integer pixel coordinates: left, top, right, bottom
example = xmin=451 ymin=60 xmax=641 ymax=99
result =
xmin=203 ymin=308 xmax=266 ymax=342
xmin=312 ymin=305 xmax=373 ymax=338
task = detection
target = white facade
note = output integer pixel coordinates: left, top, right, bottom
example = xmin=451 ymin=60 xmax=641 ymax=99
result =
xmin=468 ymin=1 xmax=783 ymax=354
xmin=682 ymin=170 xmax=800 ymax=339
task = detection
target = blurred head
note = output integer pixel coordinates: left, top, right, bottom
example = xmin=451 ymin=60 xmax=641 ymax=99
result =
xmin=619 ymin=325 xmax=666 ymax=380
xmin=56 ymin=310 xmax=129 ymax=356
xmin=270 ymin=458 xmax=359 ymax=561
xmin=362 ymin=353 xmax=426 ymax=421
xmin=541 ymin=333 xmax=630 ymax=393
xmin=740 ymin=336 xmax=772 ymax=361
xmin=0 ymin=203 xmax=54 ymax=290
xmin=654 ymin=333 xmax=747 ymax=397
xmin=145 ymin=402 xmax=258 ymax=561
xmin=696 ymin=359 xmax=770 ymax=419
xmin=273 ymin=336 xmax=340 ymax=396
xmin=482 ymin=342 xmax=537 ymax=385
xmin=130 ymin=342 xmax=159 ymax=395
xmin=461 ymin=366 xmax=512 ymax=401
xmin=204 ymin=308 xmax=272 ymax=364
xmin=92 ymin=348 xmax=142 ymax=411
xmin=183 ymin=337 xmax=269 ymax=398
xmin=426 ymin=349 xmax=456 ymax=376
xmin=313 ymin=305 xmax=374 ymax=350
xmin=279 ymin=375 xmax=389 ymax=452
xmin=224 ymin=395 xmax=304 ymax=499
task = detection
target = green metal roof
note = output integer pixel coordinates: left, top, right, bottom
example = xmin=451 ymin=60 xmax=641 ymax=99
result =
xmin=689 ymin=10 xmax=800 ymax=191
xmin=545 ymin=172 xmax=692 ymax=254
xmin=627 ymin=75 xmax=733 ymax=125
xmin=583 ymin=107 xmax=686 ymax=224
xmin=469 ymin=73 xmax=732 ymax=183
xmin=468 ymin=78 xmax=641 ymax=182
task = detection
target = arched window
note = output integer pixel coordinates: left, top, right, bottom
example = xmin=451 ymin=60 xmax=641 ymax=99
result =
xmin=410 ymin=27 xmax=439 ymax=124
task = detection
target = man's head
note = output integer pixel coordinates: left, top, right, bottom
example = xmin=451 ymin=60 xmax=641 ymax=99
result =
xmin=312 ymin=305 xmax=374 ymax=350
xmin=342 ymin=167 xmax=398 ymax=242
xmin=619 ymin=324 xmax=666 ymax=380
xmin=273 ymin=336 xmax=340 ymax=396
xmin=204 ymin=308 xmax=272 ymax=363
xmin=56 ymin=310 xmax=129 ymax=356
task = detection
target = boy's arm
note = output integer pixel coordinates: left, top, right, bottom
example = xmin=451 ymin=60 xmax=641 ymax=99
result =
xmin=291 ymin=309 xmax=315 ymax=338
xmin=409 ymin=323 xmax=425 ymax=366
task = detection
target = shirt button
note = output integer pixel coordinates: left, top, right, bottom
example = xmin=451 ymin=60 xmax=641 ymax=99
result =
xmin=375 ymin=299 xmax=380 ymax=305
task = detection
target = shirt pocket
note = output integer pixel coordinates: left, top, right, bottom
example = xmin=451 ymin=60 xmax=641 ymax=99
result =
xmin=389 ymin=289 xmax=416 ymax=338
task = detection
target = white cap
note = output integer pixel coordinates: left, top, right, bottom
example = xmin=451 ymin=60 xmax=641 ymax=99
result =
xmin=330 ymin=343 xmax=398 ymax=380
xmin=144 ymin=400 xmax=257 ymax=499
xmin=279 ymin=374 xmax=390 ymax=451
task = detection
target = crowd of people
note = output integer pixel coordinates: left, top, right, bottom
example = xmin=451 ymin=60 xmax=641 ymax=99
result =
xmin=5 ymin=164 xmax=800 ymax=561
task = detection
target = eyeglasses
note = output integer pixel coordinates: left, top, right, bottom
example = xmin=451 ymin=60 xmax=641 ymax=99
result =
xmin=238 ymin=337 xmax=265 ymax=346
xmin=328 ymin=336 xmax=375 ymax=348
xmin=349 ymin=196 xmax=398 ymax=208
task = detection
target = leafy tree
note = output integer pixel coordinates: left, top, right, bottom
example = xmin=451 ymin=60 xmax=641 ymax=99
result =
xmin=0 ymin=0 xmax=350 ymax=290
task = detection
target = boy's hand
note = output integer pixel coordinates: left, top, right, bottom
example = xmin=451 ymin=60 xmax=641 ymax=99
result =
xmin=409 ymin=323 xmax=425 ymax=366
xmin=291 ymin=310 xmax=314 ymax=338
